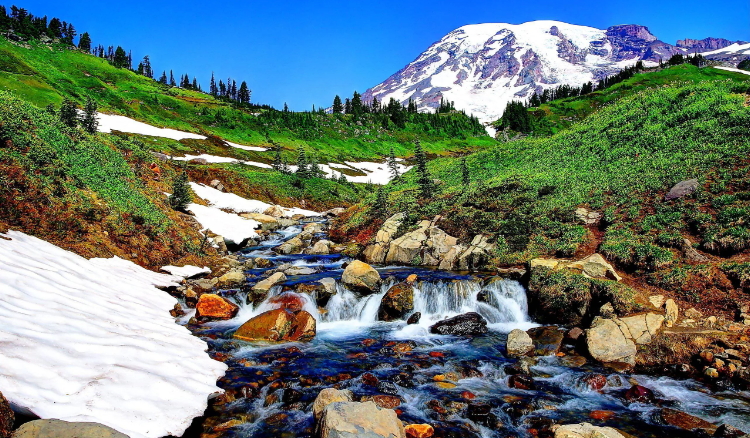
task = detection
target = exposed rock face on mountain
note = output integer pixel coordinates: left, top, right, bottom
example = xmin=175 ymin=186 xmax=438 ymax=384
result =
xmin=363 ymin=20 xmax=747 ymax=124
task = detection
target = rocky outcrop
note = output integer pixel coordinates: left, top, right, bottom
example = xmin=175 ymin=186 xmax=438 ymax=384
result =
xmin=319 ymin=401 xmax=405 ymax=438
xmin=506 ymin=329 xmax=534 ymax=357
xmin=378 ymin=282 xmax=414 ymax=321
xmin=195 ymin=294 xmax=239 ymax=320
xmin=429 ymin=312 xmax=488 ymax=336
xmin=12 ymin=420 xmax=129 ymax=438
xmin=0 ymin=390 xmax=12 ymax=438
xmin=586 ymin=317 xmax=637 ymax=366
xmin=385 ymin=220 xmax=432 ymax=265
xmin=342 ymin=261 xmax=381 ymax=294
xmin=532 ymin=254 xmax=622 ymax=282
xmin=364 ymin=213 xmax=405 ymax=264
xmin=575 ymin=207 xmax=602 ymax=225
xmin=233 ymin=308 xmax=316 ymax=342
xmin=313 ymin=388 xmax=354 ymax=422
xmin=618 ymin=313 xmax=664 ymax=345
xmin=665 ymin=179 xmax=699 ymax=201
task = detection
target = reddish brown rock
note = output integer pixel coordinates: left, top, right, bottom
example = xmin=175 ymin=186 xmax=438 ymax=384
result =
xmin=405 ymin=423 xmax=434 ymax=438
xmin=581 ymin=374 xmax=607 ymax=391
xmin=624 ymin=385 xmax=655 ymax=403
xmin=659 ymin=408 xmax=718 ymax=434
xmin=1 ymin=390 xmax=13 ymax=438
xmin=461 ymin=391 xmax=476 ymax=400
xmin=590 ymin=410 xmax=616 ymax=421
xmin=362 ymin=373 xmax=379 ymax=387
xmin=195 ymin=294 xmax=239 ymax=320
xmin=362 ymin=338 xmax=377 ymax=347
xmin=508 ymin=374 xmax=536 ymax=390
xmin=361 ymin=395 xmax=402 ymax=409
xmin=378 ymin=282 xmax=415 ymax=321
xmin=233 ymin=308 xmax=316 ymax=342
xmin=268 ymin=292 xmax=306 ymax=313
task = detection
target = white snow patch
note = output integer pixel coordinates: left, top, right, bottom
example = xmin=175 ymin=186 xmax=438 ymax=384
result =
xmin=172 ymin=154 xmax=274 ymax=169
xmin=160 ymin=264 xmax=211 ymax=278
xmin=714 ymin=66 xmax=750 ymax=76
xmin=341 ymin=161 xmax=413 ymax=184
xmin=189 ymin=183 xmax=319 ymax=217
xmin=702 ymin=43 xmax=750 ymax=57
xmin=95 ymin=113 xmax=206 ymax=141
xmin=225 ymin=141 xmax=267 ymax=152
xmin=187 ymin=203 xmax=261 ymax=245
xmin=0 ymin=230 xmax=226 ymax=438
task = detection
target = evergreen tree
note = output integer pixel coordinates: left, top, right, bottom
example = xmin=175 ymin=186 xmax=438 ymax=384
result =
xmin=387 ymin=145 xmax=399 ymax=181
xmin=309 ymin=154 xmax=322 ymax=178
xmin=192 ymin=77 xmax=198 ymax=90
xmin=461 ymin=157 xmax=470 ymax=186
xmin=271 ymin=140 xmax=283 ymax=171
xmin=344 ymin=98 xmax=351 ymax=114
xmin=112 ymin=46 xmax=128 ymax=68
xmin=238 ymin=81 xmax=251 ymax=104
xmin=332 ymin=95 xmax=343 ymax=114
xmin=59 ymin=99 xmax=78 ymax=128
xmin=372 ymin=96 xmax=380 ymax=114
xmin=169 ymin=70 xmax=176 ymax=87
xmin=81 ymin=96 xmax=98 ymax=134
xmin=78 ymin=32 xmax=91 ymax=52
xmin=169 ymin=172 xmax=193 ymax=211
xmin=414 ymin=140 xmax=433 ymax=198
xmin=338 ymin=172 xmax=348 ymax=185
xmin=142 ymin=55 xmax=153 ymax=78
xmin=210 ymin=72 xmax=217 ymax=96
xmin=158 ymin=71 xmax=167 ymax=84
xmin=295 ymin=145 xmax=308 ymax=178
xmin=374 ymin=186 xmax=388 ymax=218
xmin=351 ymin=91 xmax=362 ymax=116
xmin=739 ymin=59 xmax=750 ymax=71
xmin=284 ymin=102 xmax=289 ymax=112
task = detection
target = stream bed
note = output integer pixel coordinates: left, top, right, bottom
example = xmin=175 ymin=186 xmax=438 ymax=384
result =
xmin=182 ymin=221 xmax=750 ymax=438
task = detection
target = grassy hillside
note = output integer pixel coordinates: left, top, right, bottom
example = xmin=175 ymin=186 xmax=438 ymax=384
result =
xmin=498 ymin=64 xmax=750 ymax=136
xmin=0 ymin=37 xmax=493 ymax=164
xmin=336 ymin=72 xmax=750 ymax=315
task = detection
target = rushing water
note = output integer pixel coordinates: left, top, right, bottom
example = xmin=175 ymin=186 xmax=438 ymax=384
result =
xmin=183 ymin=222 xmax=750 ymax=438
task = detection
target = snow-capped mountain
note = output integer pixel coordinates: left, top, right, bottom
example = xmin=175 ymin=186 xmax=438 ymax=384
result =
xmin=362 ymin=21 xmax=747 ymax=124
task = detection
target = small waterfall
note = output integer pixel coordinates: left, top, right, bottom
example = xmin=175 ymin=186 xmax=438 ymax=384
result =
xmin=321 ymin=277 xmax=532 ymax=331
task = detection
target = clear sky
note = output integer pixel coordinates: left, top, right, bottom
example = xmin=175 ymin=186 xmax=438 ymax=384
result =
xmin=13 ymin=0 xmax=750 ymax=110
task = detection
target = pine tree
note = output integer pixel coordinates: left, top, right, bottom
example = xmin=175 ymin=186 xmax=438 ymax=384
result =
xmin=272 ymin=140 xmax=283 ymax=171
xmin=338 ymin=172 xmax=348 ymax=185
xmin=169 ymin=172 xmax=193 ymax=211
xmin=169 ymin=70 xmax=176 ymax=87
xmin=344 ymin=98 xmax=351 ymax=114
xmin=238 ymin=81 xmax=250 ymax=104
xmin=387 ymin=145 xmax=399 ymax=181
xmin=210 ymin=72 xmax=217 ymax=96
xmin=78 ymin=32 xmax=91 ymax=52
xmin=332 ymin=95 xmax=343 ymax=114
xmin=112 ymin=46 xmax=128 ymax=68
xmin=295 ymin=146 xmax=308 ymax=178
xmin=192 ymin=77 xmax=198 ymax=90
xmin=59 ymin=98 xmax=78 ymax=128
xmin=81 ymin=96 xmax=98 ymax=134
xmin=351 ymin=91 xmax=362 ymax=116
xmin=284 ymin=102 xmax=289 ymax=112
xmin=309 ymin=154 xmax=322 ymax=178
xmin=461 ymin=157 xmax=470 ymax=186
xmin=414 ymin=140 xmax=432 ymax=198
xmin=158 ymin=71 xmax=167 ymax=84
xmin=374 ymin=186 xmax=388 ymax=218
xmin=142 ymin=55 xmax=153 ymax=78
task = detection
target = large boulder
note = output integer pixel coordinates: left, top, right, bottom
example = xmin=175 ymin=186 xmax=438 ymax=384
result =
xmin=1 ymin=390 xmax=12 ymax=438
xmin=240 ymin=212 xmax=280 ymax=230
xmin=527 ymin=326 xmax=565 ymax=356
xmin=618 ymin=313 xmax=664 ymax=345
xmin=218 ymin=269 xmax=245 ymax=287
xmin=664 ymin=178 xmax=699 ymax=201
xmin=195 ymin=294 xmax=239 ymax=320
xmin=233 ymin=308 xmax=316 ymax=342
xmin=565 ymin=254 xmax=622 ymax=282
xmin=457 ymin=235 xmax=495 ymax=271
xmin=319 ymin=401 xmax=405 ymax=438
xmin=275 ymin=236 xmax=306 ymax=255
xmin=385 ymin=221 xmax=430 ymax=265
xmin=12 ymin=420 xmax=129 ymax=438
xmin=506 ymin=329 xmax=534 ymax=357
xmin=553 ymin=422 xmax=627 ymax=438
xmin=313 ymin=388 xmax=354 ymax=422
xmin=429 ymin=312 xmax=488 ymax=336
xmin=309 ymin=240 xmax=332 ymax=255
xmin=342 ymin=261 xmax=382 ymax=294
xmin=378 ymin=282 xmax=414 ymax=321
xmin=586 ymin=318 xmax=637 ymax=366
xmin=364 ymin=213 xmax=406 ymax=264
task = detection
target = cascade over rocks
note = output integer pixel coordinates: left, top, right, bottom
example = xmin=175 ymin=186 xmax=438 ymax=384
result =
xmin=318 ymin=401 xmax=406 ymax=438
xmin=429 ymin=312 xmax=488 ymax=336
xmin=234 ymin=308 xmax=316 ymax=342
xmin=378 ymin=282 xmax=415 ymax=321
xmin=12 ymin=420 xmax=129 ymax=438
xmin=342 ymin=260 xmax=382 ymax=294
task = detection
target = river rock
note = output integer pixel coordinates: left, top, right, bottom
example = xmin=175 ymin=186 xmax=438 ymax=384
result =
xmin=508 ymin=374 xmax=535 ymax=390
xmin=506 ymin=329 xmax=534 ymax=357
xmin=264 ymin=205 xmax=285 ymax=218
xmin=318 ymin=401 xmax=405 ymax=438
xmin=658 ymin=408 xmax=718 ymax=434
xmin=1 ymin=390 xmax=12 ymax=438
xmin=429 ymin=312 xmax=488 ymax=336
xmin=665 ymin=178 xmax=699 ymax=201
xmin=195 ymin=294 xmax=239 ymax=320
xmin=284 ymin=266 xmax=317 ymax=276
xmin=268 ymin=292 xmax=306 ymax=313
xmin=586 ymin=318 xmax=637 ymax=366
xmin=219 ymin=269 xmax=245 ymax=287
xmin=714 ymin=424 xmax=747 ymax=438
xmin=252 ymin=272 xmax=287 ymax=300
xmin=364 ymin=213 xmax=406 ymax=264
xmin=323 ymin=208 xmax=346 ymax=217
xmin=553 ymin=422 xmax=627 ymax=438
xmin=528 ymin=326 xmax=565 ymax=356
xmin=309 ymin=240 xmax=331 ymax=255
xmin=565 ymin=254 xmax=622 ymax=282
xmin=233 ymin=308 xmax=316 ymax=342
xmin=406 ymin=312 xmax=421 ymax=324
xmin=378 ymin=282 xmax=414 ymax=321
xmin=275 ymin=236 xmax=305 ymax=255
xmin=342 ymin=261 xmax=382 ymax=294
xmin=624 ymin=385 xmax=655 ymax=403
xmin=312 ymin=278 xmax=337 ymax=306
xmin=313 ymin=388 xmax=353 ymax=422
xmin=12 ymin=420 xmax=129 ymax=438
xmin=405 ymin=424 xmax=434 ymax=438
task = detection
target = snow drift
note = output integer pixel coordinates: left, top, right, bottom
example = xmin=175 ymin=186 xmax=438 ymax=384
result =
xmin=0 ymin=230 xmax=226 ymax=438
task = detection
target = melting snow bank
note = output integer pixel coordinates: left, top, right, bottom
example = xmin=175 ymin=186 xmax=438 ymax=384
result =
xmin=190 ymin=182 xmax=319 ymax=217
xmin=0 ymin=231 xmax=227 ymax=438
xmin=714 ymin=66 xmax=750 ymax=77
xmin=161 ymin=264 xmax=211 ymax=279
xmin=95 ymin=112 xmax=206 ymax=140
xmin=187 ymin=202 xmax=261 ymax=245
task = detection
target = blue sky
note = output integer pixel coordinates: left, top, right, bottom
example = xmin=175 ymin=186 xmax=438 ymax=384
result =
xmin=14 ymin=0 xmax=750 ymax=110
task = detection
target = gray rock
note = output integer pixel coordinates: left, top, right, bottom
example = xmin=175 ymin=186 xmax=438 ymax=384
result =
xmin=665 ymin=178 xmax=699 ymax=201
xmin=313 ymin=388 xmax=353 ymax=422
xmin=586 ymin=317 xmax=637 ymax=366
xmin=319 ymin=401 xmax=405 ymax=438
xmin=506 ymin=329 xmax=534 ymax=357
xmin=12 ymin=420 xmax=129 ymax=438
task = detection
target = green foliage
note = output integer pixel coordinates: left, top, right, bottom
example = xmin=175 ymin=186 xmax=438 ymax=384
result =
xmin=498 ymin=100 xmax=531 ymax=133
xmin=169 ymin=172 xmax=192 ymax=211
xmin=739 ymin=59 xmax=750 ymax=71
xmin=81 ymin=96 xmax=98 ymax=134
xmin=58 ymin=98 xmax=77 ymax=128
xmin=414 ymin=140 xmax=432 ymax=198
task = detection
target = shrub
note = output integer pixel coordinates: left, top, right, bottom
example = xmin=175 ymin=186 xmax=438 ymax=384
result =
xmin=169 ymin=172 xmax=192 ymax=211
